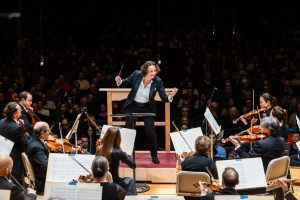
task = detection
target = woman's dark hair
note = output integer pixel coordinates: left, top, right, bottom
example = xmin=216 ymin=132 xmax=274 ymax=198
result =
xmin=92 ymin=156 xmax=109 ymax=178
xmin=271 ymin=106 xmax=288 ymax=126
xmin=260 ymin=93 xmax=277 ymax=108
xmin=4 ymin=102 xmax=18 ymax=119
xmin=140 ymin=61 xmax=161 ymax=76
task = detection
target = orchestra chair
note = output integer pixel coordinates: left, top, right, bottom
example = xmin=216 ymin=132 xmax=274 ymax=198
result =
xmin=176 ymin=171 xmax=211 ymax=197
xmin=265 ymin=156 xmax=290 ymax=192
xmin=21 ymin=152 xmax=36 ymax=188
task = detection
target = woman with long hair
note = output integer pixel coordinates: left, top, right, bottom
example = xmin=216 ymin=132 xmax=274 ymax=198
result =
xmin=271 ymin=106 xmax=289 ymax=141
xmin=96 ymin=127 xmax=137 ymax=195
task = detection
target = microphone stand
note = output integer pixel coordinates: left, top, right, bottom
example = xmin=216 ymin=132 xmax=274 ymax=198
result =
xmin=202 ymin=87 xmax=217 ymax=135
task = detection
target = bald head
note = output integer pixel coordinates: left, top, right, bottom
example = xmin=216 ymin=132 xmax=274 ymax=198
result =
xmin=0 ymin=155 xmax=13 ymax=177
xmin=34 ymin=121 xmax=50 ymax=139
xmin=222 ymin=167 xmax=239 ymax=188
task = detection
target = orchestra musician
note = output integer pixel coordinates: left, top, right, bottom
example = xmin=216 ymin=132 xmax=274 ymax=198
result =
xmin=259 ymin=93 xmax=277 ymax=118
xmin=0 ymin=155 xmax=36 ymax=200
xmin=270 ymin=106 xmax=289 ymax=141
xmin=198 ymin=167 xmax=239 ymax=200
xmin=228 ymin=116 xmax=285 ymax=171
xmin=27 ymin=121 xmax=50 ymax=195
xmin=0 ymin=102 xmax=28 ymax=184
xmin=19 ymin=91 xmax=34 ymax=134
xmin=115 ymin=61 xmax=178 ymax=164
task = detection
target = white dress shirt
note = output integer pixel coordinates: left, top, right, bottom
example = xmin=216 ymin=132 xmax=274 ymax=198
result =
xmin=134 ymin=79 xmax=153 ymax=103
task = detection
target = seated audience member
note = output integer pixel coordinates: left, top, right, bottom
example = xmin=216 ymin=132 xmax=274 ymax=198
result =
xmin=96 ymin=127 xmax=137 ymax=195
xmin=199 ymin=167 xmax=239 ymax=200
xmin=0 ymin=155 xmax=36 ymax=200
xmin=91 ymin=156 xmax=123 ymax=200
xmin=27 ymin=122 xmax=50 ymax=195
xmin=290 ymin=132 xmax=300 ymax=166
xmin=181 ymin=135 xmax=218 ymax=178
xmin=229 ymin=116 xmax=285 ymax=171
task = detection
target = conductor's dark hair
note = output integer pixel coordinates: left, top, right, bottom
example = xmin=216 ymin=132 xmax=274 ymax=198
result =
xmin=92 ymin=156 xmax=109 ymax=179
xmin=222 ymin=167 xmax=239 ymax=188
xmin=4 ymin=102 xmax=19 ymax=119
xmin=19 ymin=91 xmax=31 ymax=101
xmin=140 ymin=61 xmax=161 ymax=76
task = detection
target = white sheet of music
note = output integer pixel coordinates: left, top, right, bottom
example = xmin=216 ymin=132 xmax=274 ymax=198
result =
xmin=44 ymin=182 xmax=102 ymax=200
xmin=0 ymin=189 xmax=10 ymax=200
xmin=216 ymin=157 xmax=267 ymax=190
xmin=204 ymin=107 xmax=221 ymax=134
xmin=215 ymin=195 xmax=274 ymax=200
xmin=102 ymin=125 xmax=136 ymax=155
xmin=0 ymin=135 xmax=14 ymax=156
xmin=46 ymin=153 xmax=95 ymax=183
xmin=170 ymin=127 xmax=203 ymax=155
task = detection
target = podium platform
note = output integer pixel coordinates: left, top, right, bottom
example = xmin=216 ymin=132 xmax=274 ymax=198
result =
xmin=119 ymin=151 xmax=177 ymax=183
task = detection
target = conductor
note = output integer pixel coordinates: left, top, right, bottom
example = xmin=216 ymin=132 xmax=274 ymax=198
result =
xmin=115 ymin=61 xmax=178 ymax=164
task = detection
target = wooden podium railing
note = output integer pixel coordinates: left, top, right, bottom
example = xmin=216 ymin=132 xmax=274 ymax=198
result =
xmin=99 ymin=88 xmax=173 ymax=152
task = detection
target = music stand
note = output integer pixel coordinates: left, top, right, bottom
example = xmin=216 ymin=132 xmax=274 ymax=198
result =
xmin=111 ymin=113 xmax=156 ymax=193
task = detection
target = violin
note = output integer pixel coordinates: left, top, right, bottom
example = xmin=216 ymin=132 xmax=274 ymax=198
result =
xmin=268 ymin=179 xmax=300 ymax=187
xmin=193 ymin=181 xmax=222 ymax=192
xmin=45 ymin=134 xmax=79 ymax=152
xmin=233 ymin=108 xmax=266 ymax=124
xmin=78 ymin=174 xmax=94 ymax=183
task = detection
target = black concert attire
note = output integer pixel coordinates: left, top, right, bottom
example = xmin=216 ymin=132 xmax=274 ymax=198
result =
xmin=0 ymin=176 xmax=36 ymax=200
xmin=181 ymin=152 xmax=218 ymax=179
xmin=235 ymin=135 xmax=285 ymax=171
xmin=100 ymin=182 xmax=119 ymax=200
xmin=0 ymin=118 xmax=28 ymax=183
xmin=110 ymin=148 xmax=137 ymax=195
xmin=199 ymin=188 xmax=239 ymax=200
xmin=19 ymin=104 xmax=34 ymax=135
xmin=27 ymin=135 xmax=49 ymax=195
xmin=117 ymin=70 xmax=171 ymax=160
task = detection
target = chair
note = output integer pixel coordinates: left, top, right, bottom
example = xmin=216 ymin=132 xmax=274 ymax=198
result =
xmin=265 ymin=156 xmax=290 ymax=192
xmin=176 ymin=171 xmax=211 ymax=197
xmin=21 ymin=152 xmax=36 ymax=189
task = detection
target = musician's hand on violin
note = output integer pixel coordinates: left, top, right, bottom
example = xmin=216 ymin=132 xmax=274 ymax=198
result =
xmin=71 ymin=146 xmax=81 ymax=152
xmin=27 ymin=188 xmax=36 ymax=195
xmin=240 ymin=117 xmax=248 ymax=125
xmin=250 ymin=118 xmax=258 ymax=125
xmin=198 ymin=181 xmax=208 ymax=195
xmin=228 ymin=136 xmax=240 ymax=147
xmin=278 ymin=178 xmax=289 ymax=193
xmin=115 ymin=76 xmax=122 ymax=85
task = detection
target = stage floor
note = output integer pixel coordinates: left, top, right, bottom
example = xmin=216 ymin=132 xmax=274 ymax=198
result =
xmin=119 ymin=151 xmax=178 ymax=183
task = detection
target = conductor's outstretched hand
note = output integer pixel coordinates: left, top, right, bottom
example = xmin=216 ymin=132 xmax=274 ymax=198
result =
xmin=115 ymin=76 xmax=122 ymax=85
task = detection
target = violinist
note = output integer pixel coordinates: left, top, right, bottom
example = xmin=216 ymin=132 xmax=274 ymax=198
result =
xmin=228 ymin=116 xmax=285 ymax=171
xmin=198 ymin=167 xmax=239 ymax=200
xmin=0 ymin=155 xmax=36 ymax=200
xmin=27 ymin=121 xmax=50 ymax=195
xmin=181 ymin=136 xmax=218 ymax=180
xmin=259 ymin=93 xmax=277 ymax=118
xmin=19 ymin=91 xmax=34 ymax=134
xmin=96 ymin=127 xmax=137 ymax=195
xmin=91 ymin=156 xmax=124 ymax=200
xmin=271 ymin=106 xmax=289 ymax=141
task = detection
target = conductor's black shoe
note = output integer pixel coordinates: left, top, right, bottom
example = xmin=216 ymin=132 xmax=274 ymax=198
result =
xmin=152 ymin=156 xmax=160 ymax=164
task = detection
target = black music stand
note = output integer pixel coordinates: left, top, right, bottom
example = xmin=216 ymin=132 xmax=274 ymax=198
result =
xmin=111 ymin=113 xmax=156 ymax=193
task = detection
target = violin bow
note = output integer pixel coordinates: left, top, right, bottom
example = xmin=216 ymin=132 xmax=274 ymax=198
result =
xmin=171 ymin=121 xmax=193 ymax=152
xmin=58 ymin=122 xmax=65 ymax=154
xmin=69 ymin=156 xmax=92 ymax=175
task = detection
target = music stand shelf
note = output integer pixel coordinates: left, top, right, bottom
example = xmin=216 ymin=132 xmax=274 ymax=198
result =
xmin=99 ymin=88 xmax=173 ymax=152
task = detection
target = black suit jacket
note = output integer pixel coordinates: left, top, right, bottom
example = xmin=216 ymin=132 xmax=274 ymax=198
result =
xmin=181 ymin=152 xmax=219 ymax=179
xmin=199 ymin=188 xmax=239 ymax=200
xmin=236 ymin=135 xmax=285 ymax=171
xmin=0 ymin=176 xmax=36 ymax=200
xmin=19 ymin=104 xmax=34 ymax=135
xmin=119 ymin=70 xmax=170 ymax=113
xmin=0 ymin=118 xmax=27 ymax=181
xmin=27 ymin=135 xmax=49 ymax=194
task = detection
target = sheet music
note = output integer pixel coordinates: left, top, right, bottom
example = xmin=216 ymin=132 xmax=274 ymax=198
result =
xmin=296 ymin=115 xmax=300 ymax=130
xmin=0 ymin=135 xmax=14 ymax=156
xmin=0 ymin=189 xmax=10 ymax=200
xmin=102 ymin=125 xmax=136 ymax=155
xmin=46 ymin=153 xmax=95 ymax=183
xmin=215 ymin=195 xmax=274 ymax=200
xmin=216 ymin=157 xmax=267 ymax=190
xmin=170 ymin=127 xmax=203 ymax=155
xmin=204 ymin=107 xmax=221 ymax=134
xmin=44 ymin=182 xmax=102 ymax=200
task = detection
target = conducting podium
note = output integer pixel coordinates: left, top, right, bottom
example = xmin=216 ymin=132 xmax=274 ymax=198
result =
xmin=99 ymin=88 xmax=173 ymax=152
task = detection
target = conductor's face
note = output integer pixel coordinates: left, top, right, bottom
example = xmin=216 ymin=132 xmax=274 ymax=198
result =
xmin=146 ymin=65 xmax=157 ymax=80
